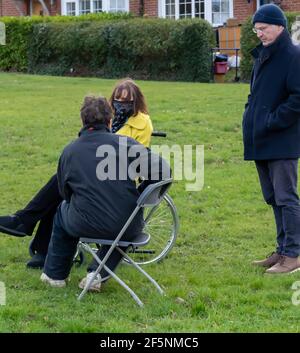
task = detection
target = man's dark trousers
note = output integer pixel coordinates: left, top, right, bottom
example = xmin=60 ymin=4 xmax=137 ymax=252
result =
xmin=16 ymin=174 xmax=61 ymax=255
xmin=255 ymin=159 xmax=300 ymax=257
xmin=44 ymin=203 xmax=127 ymax=280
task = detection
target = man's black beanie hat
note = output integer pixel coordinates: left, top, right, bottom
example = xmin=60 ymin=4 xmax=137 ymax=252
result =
xmin=253 ymin=4 xmax=287 ymax=28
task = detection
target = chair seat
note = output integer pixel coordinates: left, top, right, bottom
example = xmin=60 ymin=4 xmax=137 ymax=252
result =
xmin=80 ymin=232 xmax=150 ymax=247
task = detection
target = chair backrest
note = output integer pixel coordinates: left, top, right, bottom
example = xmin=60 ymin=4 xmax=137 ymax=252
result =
xmin=136 ymin=178 xmax=173 ymax=207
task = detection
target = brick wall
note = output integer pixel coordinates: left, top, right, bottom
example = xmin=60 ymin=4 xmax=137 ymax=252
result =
xmin=1 ymin=0 xmax=28 ymax=16
xmin=233 ymin=0 xmax=256 ymax=23
xmin=0 ymin=0 xmax=59 ymax=16
xmin=144 ymin=0 xmax=157 ymax=16
xmin=234 ymin=0 xmax=300 ymax=24
xmin=280 ymin=0 xmax=300 ymax=13
xmin=129 ymin=0 xmax=158 ymax=17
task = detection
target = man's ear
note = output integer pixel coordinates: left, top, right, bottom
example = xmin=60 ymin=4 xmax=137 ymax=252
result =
xmin=108 ymin=119 xmax=112 ymax=129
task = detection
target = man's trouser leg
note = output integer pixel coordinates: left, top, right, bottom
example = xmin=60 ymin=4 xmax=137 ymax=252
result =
xmin=16 ymin=174 xmax=62 ymax=229
xmin=30 ymin=206 xmax=58 ymax=256
xmin=256 ymin=159 xmax=300 ymax=257
xmin=43 ymin=206 xmax=79 ymax=280
xmin=255 ymin=160 xmax=284 ymax=253
xmin=87 ymin=245 xmax=127 ymax=279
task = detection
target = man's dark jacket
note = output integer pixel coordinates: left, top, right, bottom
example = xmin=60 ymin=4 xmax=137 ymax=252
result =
xmin=57 ymin=125 xmax=171 ymax=240
xmin=243 ymin=29 xmax=300 ymax=160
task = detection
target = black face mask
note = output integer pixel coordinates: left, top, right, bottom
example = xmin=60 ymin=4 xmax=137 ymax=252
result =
xmin=111 ymin=100 xmax=134 ymax=133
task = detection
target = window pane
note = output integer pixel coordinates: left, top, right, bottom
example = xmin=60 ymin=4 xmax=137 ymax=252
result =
xmin=212 ymin=0 xmax=220 ymax=12
xmin=79 ymin=0 xmax=91 ymax=14
xmin=200 ymin=1 xmax=204 ymax=13
xmin=66 ymin=2 xmax=76 ymax=15
xmin=117 ymin=0 xmax=125 ymax=8
xmin=212 ymin=0 xmax=230 ymax=25
xmin=179 ymin=0 xmax=192 ymax=18
xmin=195 ymin=0 xmax=205 ymax=18
xmin=94 ymin=0 xmax=102 ymax=12
xmin=212 ymin=12 xmax=221 ymax=24
xmin=110 ymin=0 xmax=126 ymax=11
xmin=221 ymin=0 xmax=229 ymax=12
xmin=165 ymin=0 xmax=175 ymax=19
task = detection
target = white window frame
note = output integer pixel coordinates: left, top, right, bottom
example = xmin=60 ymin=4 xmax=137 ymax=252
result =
xmin=61 ymin=0 xmax=129 ymax=16
xmin=66 ymin=1 xmax=76 ymax=15
xmin=160 ymin=0 xmax=233 ymax=27
xmin=211 ymin=0 xmax=233 ymax=27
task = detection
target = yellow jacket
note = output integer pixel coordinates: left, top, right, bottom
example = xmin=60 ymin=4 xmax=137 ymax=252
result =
xmin=116 ymin=112 xmax=153 ymax=147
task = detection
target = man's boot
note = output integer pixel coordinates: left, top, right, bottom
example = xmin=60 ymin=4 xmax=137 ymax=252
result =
xmin=266 ymin=255 xmax=300 ymax=274
xmin=252 ymin=252 xmax=281 ymax=268
xmin=0 ymin=215 xmax=33 ymax=237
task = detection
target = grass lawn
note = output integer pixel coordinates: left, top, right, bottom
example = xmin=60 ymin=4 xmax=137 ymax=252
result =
xmin=0 ymin=73 xmax=300 ymax=333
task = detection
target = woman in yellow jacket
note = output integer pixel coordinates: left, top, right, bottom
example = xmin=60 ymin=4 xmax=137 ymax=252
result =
xmin=110 ymin=78 xmax=153 ymax=148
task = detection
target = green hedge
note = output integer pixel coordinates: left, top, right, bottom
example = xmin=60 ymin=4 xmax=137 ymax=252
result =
xmin=240 ymin=12 xmax=300 ymax=81
xmin=27 ymin=18 xmax=215 ymax=81
xmin=0 ymin=13 xmax=133 ymax=71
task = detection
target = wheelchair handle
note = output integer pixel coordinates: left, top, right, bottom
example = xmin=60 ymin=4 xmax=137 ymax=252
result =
xmin=152 ymin=131 xmax=167 ymax=137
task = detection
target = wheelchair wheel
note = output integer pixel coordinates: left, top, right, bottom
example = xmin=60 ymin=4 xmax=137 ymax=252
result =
xmin=125 ymin=193 xmax=179 ymax=265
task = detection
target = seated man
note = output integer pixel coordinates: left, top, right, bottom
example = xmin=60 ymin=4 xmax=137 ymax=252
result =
xmin=40 ymin=95 xmax=171 ymax=288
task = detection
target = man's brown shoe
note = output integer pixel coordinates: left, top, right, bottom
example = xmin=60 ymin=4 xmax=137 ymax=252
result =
xmin=252 ymin=252 xmax=281 ymax=268
xmin=265 ymin=255 xmax=300 ymax=274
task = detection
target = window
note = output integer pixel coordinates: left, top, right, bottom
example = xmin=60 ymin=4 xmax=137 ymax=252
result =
xmin=162 ymin=0 xmax=232 ymax=24
xmin=179 ymin=0 xmax=192 ymax=18
xmin=62 ymin=0 xmax=127 ymax=16
xmin=164 ymin=0 xmax=206 ymax=19
xmin=93 ymin=0 xmax=102 ymax=12
xmin=79 ymin=0 xmax=91 ymax=14
xmin=165 ymin=0 xmax=176 ymax=19
xmin=110 ymin=0 xmax=126 ymax=12
xmin=212 ymin=0 xmax=230 ymax=25
xmin=66 ymin=1 xmax=76 ymax=15
xmin=195 ymin=0 xmax=205 ymax=19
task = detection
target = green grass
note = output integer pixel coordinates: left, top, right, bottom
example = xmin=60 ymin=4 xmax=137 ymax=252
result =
xmin=0 ymin=73 xmax=300 ymax=333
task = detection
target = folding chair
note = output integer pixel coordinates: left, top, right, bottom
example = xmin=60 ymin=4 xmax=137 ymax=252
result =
xmin=77 ymin=178 xmax=173 ymax=306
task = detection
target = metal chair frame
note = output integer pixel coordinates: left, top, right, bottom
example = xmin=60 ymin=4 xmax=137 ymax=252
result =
xmin=77 ymin=178 xmax=173 ymax=306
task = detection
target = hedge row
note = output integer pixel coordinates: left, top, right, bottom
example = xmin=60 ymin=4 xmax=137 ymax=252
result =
xmin=0 ymin=13 xmax=133 ymax=71
xmin=240 ymin=12 xmax=300 ymax=81
xmin=27 ymin=18 xmax=215 ymax=81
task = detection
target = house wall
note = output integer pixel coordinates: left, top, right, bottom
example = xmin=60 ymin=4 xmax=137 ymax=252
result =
xmin=1 ymin=0 xmax=28 ymax=16
xmin=233 ymin=0 xmax=300 ymax=24
xmin=1 ymin=0 xmax=60 ymax=16
xmin=130 ymin=0 xmax=158 ymax=17
xmin=233 ymin=0 xmax=257 ymax=23
xmin=281 ymin=0 xmax=300 ymax=13
xmin=49 ymin=0 xmax=60 ymax=15
xmin=2 ymin=0 xmax=299 ymax=21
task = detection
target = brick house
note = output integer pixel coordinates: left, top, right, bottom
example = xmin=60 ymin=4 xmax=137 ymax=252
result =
xmin=1 ymin=0 xmax=300 ymax=26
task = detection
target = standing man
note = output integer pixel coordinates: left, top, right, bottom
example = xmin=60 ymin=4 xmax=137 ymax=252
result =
xmin=243 ymin=4 xmax=300 ymax=274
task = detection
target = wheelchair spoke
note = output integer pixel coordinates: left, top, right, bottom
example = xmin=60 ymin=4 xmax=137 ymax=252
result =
xmin=124 ymin=194 xmax=179 ymax=265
